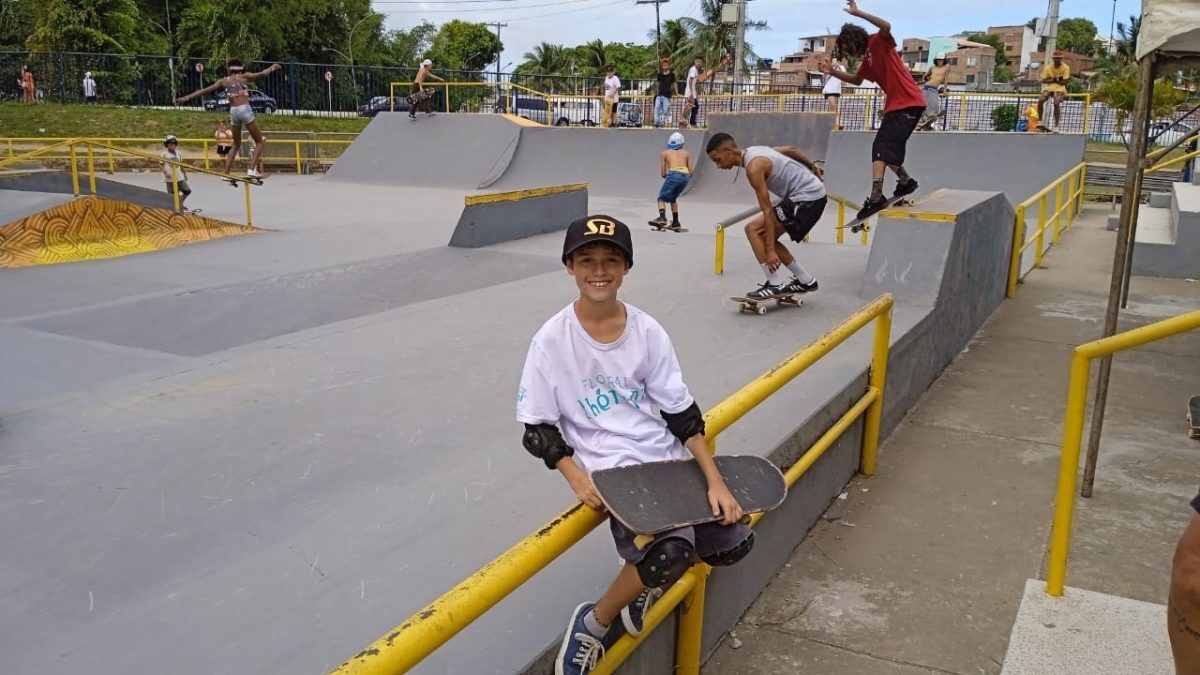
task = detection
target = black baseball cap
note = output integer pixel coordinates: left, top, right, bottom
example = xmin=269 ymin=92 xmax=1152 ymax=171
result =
xmin=561 ymin=215 xmax=634 ymax=268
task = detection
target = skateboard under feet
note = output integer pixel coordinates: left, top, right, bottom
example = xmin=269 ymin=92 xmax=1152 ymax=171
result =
xmin=224 ymin=174 xmax=264 ymax=187
xmin=846 ymin=196 xmax=914 ymax=234
xmin=591 ymin=455 xmax=787 ymax=547
xmin=649 ymin=220 xmax=688 ymax=233
xmin=730 ymin=293 xmax=801 ymax=315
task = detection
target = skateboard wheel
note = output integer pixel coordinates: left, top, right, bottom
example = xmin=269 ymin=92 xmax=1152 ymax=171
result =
xmin=756 ymin=306 xmax=766 ymax=315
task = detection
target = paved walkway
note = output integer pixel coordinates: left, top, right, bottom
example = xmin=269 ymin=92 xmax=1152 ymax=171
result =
xmin=705 ymin=206 xmax=1200 ymax=674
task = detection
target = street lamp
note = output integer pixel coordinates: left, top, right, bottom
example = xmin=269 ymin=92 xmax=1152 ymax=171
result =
xmin=347 ymin=14 xmax=374 ymax=87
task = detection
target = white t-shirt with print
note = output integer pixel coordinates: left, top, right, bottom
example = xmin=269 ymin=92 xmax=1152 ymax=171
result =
xmin=822 ymin=63 xmax=845 ymax=95
xmin=160 ymin=149 xmax=185 ymax=182
xmin=603 ymin=75 xmax=622 ymax=100
xmin=517 ymin=302 xmax=694 ymax=473
xmin=685 ymin=65 xmax=700 ymax=98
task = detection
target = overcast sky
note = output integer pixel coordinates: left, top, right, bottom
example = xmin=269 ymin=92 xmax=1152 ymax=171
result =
xmin=373 ymin=0 xmax=1141 ymax=70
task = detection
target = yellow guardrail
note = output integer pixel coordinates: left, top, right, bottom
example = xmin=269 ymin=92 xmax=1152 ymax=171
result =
xmin=713 ymin=192 xmax=863 ymax=276
xmin=1044 ymin=309 xmax=1200 ymax=597
xmin=3 ymin=137 xmax=355 ymax=176
xmin=1005 ymin=162 xmax=1087 ymax=298
xmin=333 ymin=293 xmax=895 ymax=674
xmin=0 ymin=138 xmax=259 ymax=226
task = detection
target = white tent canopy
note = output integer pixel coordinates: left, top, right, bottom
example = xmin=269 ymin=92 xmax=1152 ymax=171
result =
xmin=1138 ymin=0 xmax=1200 ymax=59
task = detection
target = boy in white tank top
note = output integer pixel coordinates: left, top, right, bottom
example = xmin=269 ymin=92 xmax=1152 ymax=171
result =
xmin=705 ymin=132 xmax=827 ymax=301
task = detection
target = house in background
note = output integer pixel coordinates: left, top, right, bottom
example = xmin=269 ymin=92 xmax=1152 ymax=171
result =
xmin=987 ymin=24 xmax=1038 ymax=73
xmin=899 ymin=37 xmax=996 ymax=90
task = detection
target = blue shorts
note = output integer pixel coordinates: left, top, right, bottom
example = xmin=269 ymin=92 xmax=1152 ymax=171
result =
xmin=230 ymin=104 xmax=255 ymax=126
xmin=657 ymin=170 xmax=690 ymax=203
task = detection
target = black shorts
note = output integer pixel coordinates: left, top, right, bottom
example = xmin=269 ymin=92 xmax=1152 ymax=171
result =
xmin=216 ymin=145 xmax=231 ymax=157
xmin=824 ymin=93 xmax=841 ymax=99
xmin=872 ymin=106 xmax=924 ymax=166
xmin=775 ymin=196 xmax=828 ymax=242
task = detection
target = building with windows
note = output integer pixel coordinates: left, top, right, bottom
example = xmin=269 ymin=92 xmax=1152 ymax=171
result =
xmin=771 ymin=34 xmax=839 ymax=91
xmin=987 ymin=25 xmax=1037 ymax=72
xmin=899 ymin=37 xmax=996 ymax=90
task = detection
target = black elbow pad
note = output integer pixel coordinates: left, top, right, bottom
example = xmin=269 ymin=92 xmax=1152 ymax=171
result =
xmin=522 ymin=423 xmax=574 ymax=470
xmin=661 ymin=401 xmax=705 ymax=443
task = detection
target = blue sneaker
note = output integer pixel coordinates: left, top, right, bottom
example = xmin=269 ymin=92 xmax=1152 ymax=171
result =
xmin=620 ymin=587 xmax=663 ymax=637
xmin=555 ymin=602 xmax=606 ymax=675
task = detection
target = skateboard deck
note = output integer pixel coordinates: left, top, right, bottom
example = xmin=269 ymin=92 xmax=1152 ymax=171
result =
xmin=224 ymin=175 xmax=264 ymax=187
xmin=592 ymin=456 xmax=786 ymax=539
xmin=916 ymin=109 xmax=946 ymax=131
xmin=730 ymin=293 xmax=800 ymax=315
xmin=1189 ymin=395 xmax=1200 ymax=440
xmin=649 ymin=221 xmax=688 ymax=233
xmin=846 ymin=196 xmax=913 ymax=234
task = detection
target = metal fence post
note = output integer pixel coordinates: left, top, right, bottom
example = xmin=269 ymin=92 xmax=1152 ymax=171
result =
xmin=1007 ymin=204 xmax=1027 ymax=298
xmin=714 ymin=227 xmax=725 ymax=275
xmin=860 ymin=304 xmax=892 ymax=476
xmin=674 ymin=570 xmax=710 ymax=675
xmin=57 ymin=51 xmax=67 ymax=104
xmin=1053 ymin=183 xmax=1064 ymax=244
xmin=1035 ymin=196 xmax=1047 ymax=268
xmin=289 ymin=62 xmax=298 ymax=116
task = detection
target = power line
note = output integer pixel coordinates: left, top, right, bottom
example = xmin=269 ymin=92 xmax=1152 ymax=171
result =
xmin=503 ymin=0 xmax=626 ymax=22
xmin=377 ymin=0 xmax=615 ymax=13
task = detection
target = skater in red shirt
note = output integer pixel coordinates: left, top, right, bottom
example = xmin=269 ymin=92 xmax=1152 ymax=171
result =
xmin=819 ymin=0 xmax=926 ymax=220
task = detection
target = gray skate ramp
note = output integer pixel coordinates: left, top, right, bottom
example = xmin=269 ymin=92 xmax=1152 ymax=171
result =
xmin=448 ymin=184 xmax=587 ymax=248
xmin=482 ymin=126 xmax=706 ymax=197
xmin=324 ymin=113 xmax=522 ymax=189
xmin=687 ymin=112 xmax=836 ymax=204
xmin=0 ymin=170 xmax=176 ymax=210
xmin=0 ymin=188 xmax=74 ymax=223
xmin=823 ymin=131 xmax=1085 ymax=207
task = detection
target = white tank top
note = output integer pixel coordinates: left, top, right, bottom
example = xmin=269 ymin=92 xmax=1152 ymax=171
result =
xmin=741 ymin=146 xmax=826 ymax=203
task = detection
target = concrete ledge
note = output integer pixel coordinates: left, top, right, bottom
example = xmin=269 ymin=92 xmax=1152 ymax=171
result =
xmin=448 ymin=183 xmax=587 ymax=248
xmin=1133 ymin=181 xmax=1200 ymax=278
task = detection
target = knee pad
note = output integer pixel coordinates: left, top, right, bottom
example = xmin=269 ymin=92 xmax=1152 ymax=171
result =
xmin=699 ymin=531 xmax=755 ymax=567
xmin=636 ymin=536 xmax=694 ymax=588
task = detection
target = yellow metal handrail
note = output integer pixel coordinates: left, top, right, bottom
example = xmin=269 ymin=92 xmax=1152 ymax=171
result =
xmin=332 ymin=293 xmax=895 ymax=674
xmin=1044 ymin=309 xmax=1200 ymax=597
xmin=1006 ymin=162 xmax=1087 ymax=298
xmin=713 ymin=192 xmax=863 ymax=276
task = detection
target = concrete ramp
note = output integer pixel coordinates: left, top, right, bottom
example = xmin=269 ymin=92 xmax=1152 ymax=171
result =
xmin=0 ymin=170 xmax=177 ymax=210
xmin=0 ymin=194 xmax=264 ymax=268
xmin=824 ymin=132 xmax=1085 ymax=207
xmin=448 ymin=183 xmax=587 ymax=248
xmin=482 ymin=126 xmax=705 ymax=197
xmin=686 ymin=112 xmax=836 ymax=204
xmin=1132 ymin=181 xmax=1200 ymax=278
xmin=861 ymin=189 xmax=1016 ymax=430
xmin=324 ymin=113 xmax=522 ymax=189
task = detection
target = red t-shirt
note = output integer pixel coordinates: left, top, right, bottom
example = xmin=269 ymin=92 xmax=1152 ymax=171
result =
xmin=856 ymin=31 xmax=925 ymax=113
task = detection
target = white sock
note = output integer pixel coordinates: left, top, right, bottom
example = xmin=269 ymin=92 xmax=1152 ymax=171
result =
xmin=582 ymin=608 xmax=609 ymax=636
xmin=785 ymin=261 xmax=815 ymax=285
xmin=760 ymin=264 xmax=785 ymax=285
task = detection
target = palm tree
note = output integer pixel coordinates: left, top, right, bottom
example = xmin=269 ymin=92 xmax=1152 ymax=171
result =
xmin=520 ymin=42 xmax=572 ymax=92
xmin=178 ymin=0 xmax=263 ymax=62
xmin=578 ymin=39 xmax=608 ymax=77
xmin=677 ymin=0 xmax=768 ymax=80
xmin=647 ymin=19 xmax=694 ymax=72
xmin=1115 ymin=14 xmax=1140 ymax=62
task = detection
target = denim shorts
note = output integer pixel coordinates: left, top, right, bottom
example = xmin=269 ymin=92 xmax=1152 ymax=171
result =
xmin=657 ymin=171 xmax=690 ymax=203
xmin=609 ymin=515 xmax=752 ymax=564
xmin=230 ymin=104 xmax=255 ymax=126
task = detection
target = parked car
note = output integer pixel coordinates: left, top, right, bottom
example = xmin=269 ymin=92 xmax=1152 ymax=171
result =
xmin=358 ymin=96 xmax=408 ymax=117
xmin=204 ymin=89 xmax=277 ymax=113
xmin=511 ymin=95 xmax=604 ymax=126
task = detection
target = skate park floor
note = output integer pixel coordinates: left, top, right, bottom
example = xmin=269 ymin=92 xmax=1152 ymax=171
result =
xmin=1 ymin=173 xmax=924 ymax=674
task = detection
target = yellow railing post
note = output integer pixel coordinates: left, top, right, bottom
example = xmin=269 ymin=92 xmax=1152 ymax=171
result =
xmin=1066 ymin=173 xmax=1076 ymax=224
xmin=860 ymin=221 xmax=869 ymax=246
xmin=1007 ymin=204 xmax=1028 ymax=298
xmin=1082 ymin=93 xmax=1092 ymax=136
xmin=715 ymin=227 xmax=725 ymax=275
xmin=170 ymin=163 xmax=181 ymax=212
xmin=6 ymin=138 xmax=11 ymax=159
xmin=958 ymin=93 xmax=967 ymax=130
xmin=106 ymin=139 xmax=116 ymax=174
xmin=1078 ymin=164 xmax=1087 ymax=214
xmin=203 ymin=140 xmax=211 ymax=172
xmin=674 ymin=569 xmax=710 ymax=675
xmin=1052 ymin=183 xmax=1064 ymax=244
xmin=244 ymin=181 xmax=253 ymax=226
xmin=85 ymin=143 xmax=97 ymax=194
xmin=836 ymin=201 xmax=845 ymax=245
xmin=69 ymin=143 xmax=80 ymax=195
xmin=1034 ymin=196 xmax=1047 ymax=268
xmin=860 ymin=305 xmax=892 ymax=475
xmin=295 ymin=140 xmax=302 ymax=174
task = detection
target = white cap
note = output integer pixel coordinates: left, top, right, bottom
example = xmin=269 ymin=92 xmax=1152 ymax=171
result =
xmin=667 ymin=132 xmax=685 ymax=149
xmin=85 ymin=71 xmax=92 ymax=77
xmin=421 ymin=59 xmax=432 ymax=67
xmin=935 ymin=52 xmax=947 ymax=60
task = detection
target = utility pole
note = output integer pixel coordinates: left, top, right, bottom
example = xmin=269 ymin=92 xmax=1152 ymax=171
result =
xmin=733 ymin=0 xmax=747 ymax=95
xmin=1043 ymin=0 xmax=1060 ymax=60
xmin=486 ymin=22 xmax=507 ymax=111
xmin=164 ymin=0 xmax=176 ymax=102
xmin=635 ymin=0 xmax=669 ymax=59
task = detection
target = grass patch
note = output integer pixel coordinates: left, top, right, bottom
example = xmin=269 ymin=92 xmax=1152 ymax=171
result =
xmin=0 ymin=102 xmax=369 ymax=139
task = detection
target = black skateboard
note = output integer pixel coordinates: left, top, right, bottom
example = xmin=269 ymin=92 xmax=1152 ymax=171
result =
xmin=649 ymin=221 xmax=688 ymax=233
xmin=916 ymin=109 xmax=946 ymax=131
xmin=1189 ymin=395 xmax=1200 ymax=440
xmin=592 ymin=456 xmax=786 ymax=547
xmin=730 ymin=293 xmax=800 ymax=316
xmin=846 ymin=196 xmax=913 ymax=234
xmin=224 ymin=174 xmax=264 ymax=187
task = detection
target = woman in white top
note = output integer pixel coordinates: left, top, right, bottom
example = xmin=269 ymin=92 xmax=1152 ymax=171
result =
xmin=822 ymin=58 xmax=846 ymax=120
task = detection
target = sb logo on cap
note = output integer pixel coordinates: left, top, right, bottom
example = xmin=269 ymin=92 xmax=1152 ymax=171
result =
xmin=585 ymin=218 xmax=616 ymax=236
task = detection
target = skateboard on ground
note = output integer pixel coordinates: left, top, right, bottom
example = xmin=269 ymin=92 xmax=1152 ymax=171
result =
xmin=846 ymin=196 xmax=913 ymax=234
xmin=730 ymin=293 xmax=800 ymax=316
xmin=224 ymin=174 xmax=264 ymax=187
xmin=649 ymin=220 xmax=688 ymax=233
xmin=1189 ymin=396 xmax=1200 ymax=440
xmin=591 ymin=455 xmax=787 ymax=548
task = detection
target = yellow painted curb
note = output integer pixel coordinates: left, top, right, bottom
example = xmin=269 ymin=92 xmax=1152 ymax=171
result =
xmin=465 ymin=183 xmax=587 ymax=206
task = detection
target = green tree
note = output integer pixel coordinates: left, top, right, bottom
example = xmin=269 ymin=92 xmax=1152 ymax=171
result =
xmin=994 ymin=65 xmax=1015 ymax=83
xmin=0 ymin=0 xmax=36 ymax=50
xmin=177 ymin=0 xmax=265 ymax=62
xmin=1056 ymin=18 xmax=1098 ymax=57
xmin=603 ymin=42 xmax=656 ymax=80
xmin=1094 ymin=64 xmax=1187 ymax=138
xmin=26 ymin=0 xmax=140 ymax=52
xmin=679 ymin=0 xmax=767 ymax=76
xmin=382 ymin=22 xmax=437 ymax=67
xmin=648 ymin=18 xmax=695 ymax=71
xmin=1115 ymin=14 xmax=1141 ymax=62
xmin=965 ymin=32 xmax=1009 ymax=67
xmin=424 ymin=20 xmax=500 ymax=73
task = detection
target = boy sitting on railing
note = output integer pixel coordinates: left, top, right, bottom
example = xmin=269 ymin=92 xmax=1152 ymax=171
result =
xmin=517 ymin=216 xmax=752 ymax=675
